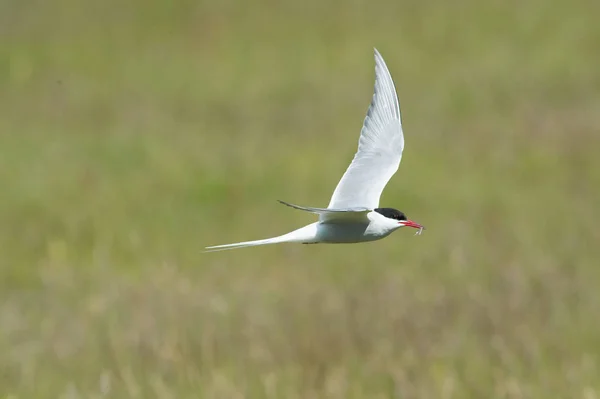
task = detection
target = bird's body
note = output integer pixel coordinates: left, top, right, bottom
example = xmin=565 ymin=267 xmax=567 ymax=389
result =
xmin=205 ymin=49 xmax=424 ymax=252
xmin=206 ymin=211 xmax=403 ymax=252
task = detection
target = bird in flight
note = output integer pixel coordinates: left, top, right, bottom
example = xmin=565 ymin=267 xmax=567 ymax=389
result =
xmin=205 ymin=49 xmax=424 ymax=252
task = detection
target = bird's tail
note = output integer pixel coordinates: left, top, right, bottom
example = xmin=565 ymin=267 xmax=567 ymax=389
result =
xmin=204 ymin=223 xmax=319 ymax=253
xmin=204 ymin=237 xmax=284 ymax=252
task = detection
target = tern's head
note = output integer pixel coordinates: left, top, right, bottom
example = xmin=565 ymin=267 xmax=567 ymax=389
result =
xmin=374 ymin=207 xmax=424 ymax=234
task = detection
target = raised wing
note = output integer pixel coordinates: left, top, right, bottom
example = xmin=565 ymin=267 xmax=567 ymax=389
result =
xmin=278 ymin=200 xmax=370 ymax=223
xmin=327 ymin=49 xmax=404 ymax=209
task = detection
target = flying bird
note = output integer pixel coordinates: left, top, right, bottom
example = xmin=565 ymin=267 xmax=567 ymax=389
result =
xmin=205 ymin=49 xmax=424 ymax=252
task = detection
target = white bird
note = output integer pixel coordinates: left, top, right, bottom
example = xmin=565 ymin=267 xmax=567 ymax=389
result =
xmin=205 ymin=49 xmax=424 ymax=252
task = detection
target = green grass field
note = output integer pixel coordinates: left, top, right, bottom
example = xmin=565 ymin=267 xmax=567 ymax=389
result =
xmin=2 ymin=0 xmax=600 ymax=397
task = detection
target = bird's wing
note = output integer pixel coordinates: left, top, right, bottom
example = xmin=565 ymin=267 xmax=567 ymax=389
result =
xmin=278 ymin=200 xmax=370 ymax=223
xmin=327 ymin=48 xmax=404 ymax=210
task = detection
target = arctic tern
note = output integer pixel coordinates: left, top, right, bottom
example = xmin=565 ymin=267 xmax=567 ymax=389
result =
xmin=205 ymin=49 xmax=424 ymax=252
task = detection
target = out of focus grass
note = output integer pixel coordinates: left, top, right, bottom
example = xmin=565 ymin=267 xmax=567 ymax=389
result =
xmin=1 ymin=0 xmax=600 ymax=397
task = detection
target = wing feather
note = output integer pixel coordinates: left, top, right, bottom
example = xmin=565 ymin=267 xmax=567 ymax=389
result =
xmin=327 ymin=49 xmax=404 ymax=209
xmin=277 ymin=200 xmax=370 ymax=223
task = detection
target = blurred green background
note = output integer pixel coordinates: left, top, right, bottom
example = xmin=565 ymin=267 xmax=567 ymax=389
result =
xmin=1 ymin=0 xmax=600 ymax=397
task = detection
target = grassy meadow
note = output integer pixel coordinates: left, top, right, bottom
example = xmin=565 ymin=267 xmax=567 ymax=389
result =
xmin=1 ymin=0 xmax=600 ymax=397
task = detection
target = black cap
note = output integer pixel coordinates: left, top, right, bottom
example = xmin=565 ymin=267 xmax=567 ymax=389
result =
xmin=374 ymin=208 xmax=407 ymax=221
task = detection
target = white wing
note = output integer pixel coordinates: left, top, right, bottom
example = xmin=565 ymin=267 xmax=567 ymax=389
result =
xmin=277 ymin=200 xmax=370 ymax=223
xmin=327 ymin=48 xmax=404 ymax=210
xmin=278 ymin=200 xmax=370 ymax=214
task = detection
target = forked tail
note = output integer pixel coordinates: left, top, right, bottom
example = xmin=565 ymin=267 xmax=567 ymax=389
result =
xmin=204 ymin=237 xmax=283 ymax=252
xmin=204 ymin=223 xmax=319 ymax=253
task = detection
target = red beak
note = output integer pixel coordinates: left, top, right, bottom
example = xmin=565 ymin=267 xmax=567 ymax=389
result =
xmin=400 ymin=220 xmax=424 ymax=230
